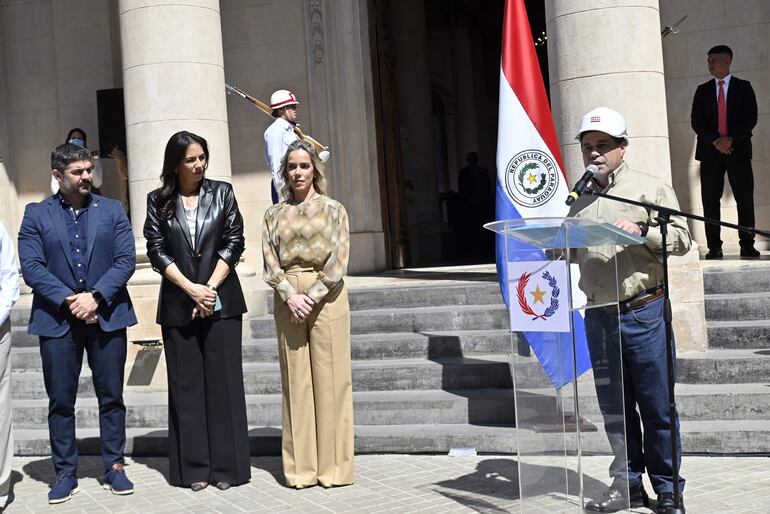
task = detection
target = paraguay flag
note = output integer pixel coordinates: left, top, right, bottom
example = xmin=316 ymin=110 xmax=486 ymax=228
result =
xmin=495 ymin=0 xmax=590 ymax=388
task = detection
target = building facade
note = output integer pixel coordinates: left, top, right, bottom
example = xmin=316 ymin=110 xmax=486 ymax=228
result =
xmin=0 ymin=0 xmax=767 ymax=350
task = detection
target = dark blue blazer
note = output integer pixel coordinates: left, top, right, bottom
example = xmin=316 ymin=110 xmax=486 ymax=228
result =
xmin=18 ymin=194 xmax=138 ymax=337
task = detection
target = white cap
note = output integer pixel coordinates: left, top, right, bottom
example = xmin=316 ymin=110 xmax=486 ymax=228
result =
xmin=269 ymin=90 xmax=299 ymax=110
xmin=576 ymin=107 xmax=629 ymax=144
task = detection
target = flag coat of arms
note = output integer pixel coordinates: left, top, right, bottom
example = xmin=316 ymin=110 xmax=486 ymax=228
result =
xmin=495 ymin=0 xmax=591 ymax=388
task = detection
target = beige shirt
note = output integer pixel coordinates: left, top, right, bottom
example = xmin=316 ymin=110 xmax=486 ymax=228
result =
xmin=262 ymin=194 xmax=350 ymax=303
xmin=568 ymin=162 xmax=691 ymax=303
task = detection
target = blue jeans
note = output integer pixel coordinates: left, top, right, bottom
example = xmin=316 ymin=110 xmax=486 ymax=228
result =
xmin=585 ymin=296 xmax=684 ymax=494
xmin=40 ymin=323 xmax=127 ymax=476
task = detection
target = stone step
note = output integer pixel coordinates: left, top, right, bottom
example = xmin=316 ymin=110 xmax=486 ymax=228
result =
xmin=13 ymin=419 xmax=770 ymax=456
xmin=11 ymin=356 xmax=515 ymax=399
xmin=10 ymin=389 xmax=515 ymax=429
xmin=10 ymin=330 xmax=514 ymax=371
xmin=704 ymin=292 xmax=770 ymax=322
xmin=12 ymin=375 xmax=770 ymax=431
xmin=9 ymin=326 xmax=37 ymax=348
xmin=250 ymin=304 xmax=509 ymax=338
xmin=265 ymin=282 xmax=503 ymax=313
xmin=242 ymin=330 xmax=513 ymax=363
xmin=677 ymin=349 xmax=770 ymax=384
xmin=706 ymin=320 xmax=770 ymax=349
xmin=703 ymin=265 xmax=770 ymax=295
xmin=519 ymin=383 xmax=770 ymax=421
xmin=13 ymin=349 xmax=767 ymax=400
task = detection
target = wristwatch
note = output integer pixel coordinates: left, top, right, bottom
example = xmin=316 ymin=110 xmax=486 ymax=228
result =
xmin=90 ymin=289 xmax=104 ymax=303
xmin=636 ymin=221 xmax=649 ymax=237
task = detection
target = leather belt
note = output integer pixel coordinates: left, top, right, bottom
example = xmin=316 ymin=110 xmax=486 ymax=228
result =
xmin=604 ymin=286 xmax=665 ymax=314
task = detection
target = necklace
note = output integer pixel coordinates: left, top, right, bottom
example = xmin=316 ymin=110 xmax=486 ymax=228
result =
xmin=180 ymin=192 xmax=199 ymax=209
xmin=293 ymin=191 xmax=317 ymax=214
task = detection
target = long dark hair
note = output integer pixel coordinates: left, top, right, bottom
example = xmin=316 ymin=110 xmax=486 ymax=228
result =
xmin=156 ymin=131 xmax=209 ymax=220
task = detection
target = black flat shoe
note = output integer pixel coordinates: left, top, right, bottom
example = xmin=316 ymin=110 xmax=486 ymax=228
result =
xmin=190 ymin=482 xmax=208 ymax=492
xmin=656 ymin=491 xmax=685 ymax=513
xmin=705 ymin=249 xmax=723 ymax=260
xmin=585 ymin=483 xmax=649 ymax=512
xmin=740 ymin=246 xmax=760 ymax=258
xmin=214 ymin=482 xmax=231 ymax=490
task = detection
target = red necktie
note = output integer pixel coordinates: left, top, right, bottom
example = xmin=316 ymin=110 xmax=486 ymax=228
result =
xmin=718 ymin=79 xmax=728 ymax=136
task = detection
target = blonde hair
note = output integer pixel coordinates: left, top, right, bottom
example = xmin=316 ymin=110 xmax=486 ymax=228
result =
xmin=278 ymin=139 xmax=328 ymax=202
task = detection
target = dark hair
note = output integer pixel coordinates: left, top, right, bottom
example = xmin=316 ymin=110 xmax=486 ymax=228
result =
xmin=156 ymin=131 xmax=210 ymax=220
xmin=51 ymin=143 xmax=91 ymax=173
xmin=278 ymin=139 xmax=327 ymax=202
xmin=708 ymin=45 xmax=733 ymax=58
xmin=65 ymin=128 xmax=87 ymax=145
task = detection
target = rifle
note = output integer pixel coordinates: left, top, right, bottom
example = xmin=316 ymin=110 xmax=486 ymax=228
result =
xmin=225 ymin=83 xmax=328 ymax=155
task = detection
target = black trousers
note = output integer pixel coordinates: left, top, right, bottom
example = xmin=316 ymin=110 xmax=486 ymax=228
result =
xmin=699 ymin=155 xmax=755 ymax=250
xmin=162 ymin=316 xmax=250 ymax=487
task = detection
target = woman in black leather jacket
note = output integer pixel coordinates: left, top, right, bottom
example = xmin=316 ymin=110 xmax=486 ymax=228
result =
xmin=143 ymin=131 xmax=250 ymax=491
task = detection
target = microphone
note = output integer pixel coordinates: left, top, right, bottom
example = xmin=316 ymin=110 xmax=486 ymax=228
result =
xmin=566 ymin=165 xmax=599 ymax=206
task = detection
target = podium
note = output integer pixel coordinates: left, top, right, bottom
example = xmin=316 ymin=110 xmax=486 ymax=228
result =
xmin=485 ymin=217 xmax=645 ymax=513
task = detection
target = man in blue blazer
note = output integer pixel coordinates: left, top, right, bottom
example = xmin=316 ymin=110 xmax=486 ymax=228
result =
xmin=18 ymin=143 xmax=137 ymax=504
xmin=691 ymin=45 xmax=759 ymax=259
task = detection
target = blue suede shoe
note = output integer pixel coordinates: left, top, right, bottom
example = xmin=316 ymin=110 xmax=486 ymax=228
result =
xmin=103 ymin=466 xmax=134 ymax=495
xmin=48 ymin=474 xmax=79 ymax=504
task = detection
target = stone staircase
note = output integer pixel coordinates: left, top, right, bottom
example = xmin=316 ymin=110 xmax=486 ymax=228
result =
xmin=9 ymin=265 xmax=770 ymax=456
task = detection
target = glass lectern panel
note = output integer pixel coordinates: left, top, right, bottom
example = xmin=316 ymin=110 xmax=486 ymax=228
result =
xmin=487 ymin=218 xmax=639 ymax=512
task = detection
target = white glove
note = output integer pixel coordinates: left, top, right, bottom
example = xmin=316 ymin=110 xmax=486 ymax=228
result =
xmin=319 ymin=150 xmax=330 ymax=162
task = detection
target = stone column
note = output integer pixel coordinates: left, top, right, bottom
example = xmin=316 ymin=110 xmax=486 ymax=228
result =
xmin=118 ymin=0 xmax=232 ymax=239
xmin=545 ymin=0 xmax=706 ymax=352
xmin=545 ymin=0 xmax=671 ymax=183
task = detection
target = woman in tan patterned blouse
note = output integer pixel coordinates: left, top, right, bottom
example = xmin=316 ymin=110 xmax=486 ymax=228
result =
xmin=262 ymin=139 xmax=353 ymax=489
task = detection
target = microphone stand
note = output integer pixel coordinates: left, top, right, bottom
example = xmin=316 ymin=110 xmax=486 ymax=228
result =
xmin=584 ymin=189 xmax=769 ymax=514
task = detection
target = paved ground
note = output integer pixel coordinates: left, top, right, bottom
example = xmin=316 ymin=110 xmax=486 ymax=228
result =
xmin=3 ymin=454 xmax=770 ymax=513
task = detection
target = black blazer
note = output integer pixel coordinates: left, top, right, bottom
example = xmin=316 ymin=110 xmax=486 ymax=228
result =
xmin=691 ymin=76 xmax=758 ymax=161
xmin=144 ymin=179 xmax=247 ymax=326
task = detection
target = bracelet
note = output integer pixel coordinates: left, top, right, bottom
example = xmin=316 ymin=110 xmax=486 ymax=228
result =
xmin=636 ymin=221 xmax=649 ymax=237
xmin=206 ymin=283 xmax=217 ymax=291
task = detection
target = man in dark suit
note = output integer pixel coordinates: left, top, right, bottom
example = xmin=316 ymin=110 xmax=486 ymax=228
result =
xmin=691 ymin=44 xmax=759 ymax=259
xmin=18 ymin=143 xmax=137 ymax=504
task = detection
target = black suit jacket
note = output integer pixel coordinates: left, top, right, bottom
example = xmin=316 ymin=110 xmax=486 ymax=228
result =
xmin=144 ymin=179 xmax=247 ymax=326
xmin=691 ymin=75 xmax=758 ymax=161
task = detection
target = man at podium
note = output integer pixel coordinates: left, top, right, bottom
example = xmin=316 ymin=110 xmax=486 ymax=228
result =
xmin=567 ymin=107 xmax=691 ymax=513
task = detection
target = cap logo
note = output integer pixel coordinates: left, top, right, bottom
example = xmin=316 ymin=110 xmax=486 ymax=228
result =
xmin=591 ymin=116 xmax=601 ymax=122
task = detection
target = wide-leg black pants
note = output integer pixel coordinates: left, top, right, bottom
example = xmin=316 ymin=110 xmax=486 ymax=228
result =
xmin=162 ymin=316 xmax=250 ymax=487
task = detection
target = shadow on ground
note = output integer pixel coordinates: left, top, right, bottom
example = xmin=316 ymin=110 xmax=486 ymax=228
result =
xmin=431 ymin=457 xmax=612 ymax=513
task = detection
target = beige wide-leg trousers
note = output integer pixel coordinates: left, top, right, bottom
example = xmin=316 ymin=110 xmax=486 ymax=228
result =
xmin=0 ymin=320 xmax=13 ymax=508
xmin=274 ymin=268 xmax=354 ymax=488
